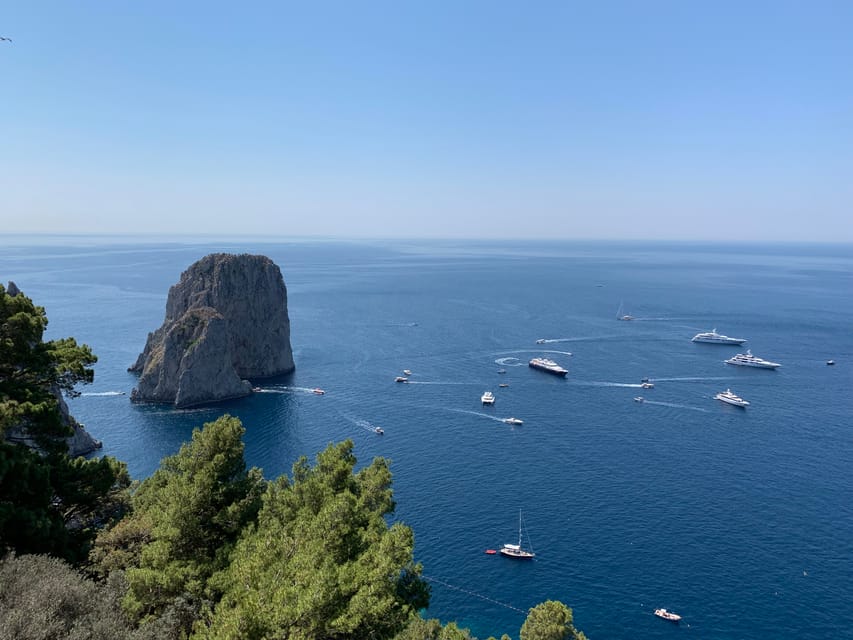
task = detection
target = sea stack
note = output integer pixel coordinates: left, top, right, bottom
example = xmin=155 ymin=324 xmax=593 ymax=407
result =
xmin=129 ymin=253 xmax=294 ymax=408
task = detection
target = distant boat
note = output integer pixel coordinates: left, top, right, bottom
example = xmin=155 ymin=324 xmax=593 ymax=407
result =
xmin=395 ymin=376 xmax=408 ymax=383
xmin=616 ymin=301 xmax=634 ymax=321
xmin=499 ymin=383 xmax=509 ymax=388
xmin=502 ymin=417 xmax=523 ymax=425
xmin=528 ymin=357 xmax=568 ymax=377
xmin=481 ymin=391 xmax=496 ymax=405
xmin=714 ymin=388 xmax=749 ymax=407
xmin=827 ymin=360 xmax=835 ymax=365
xmin=640 ymin=378 xmax=654 ymax=389
xmin=374 ymin=426 xmax=384 ymax=435
xmin=500 ymin=509 xmax=535 ymax=559
xmin=536 ymin=338 xmax=547 ymax=344
xmin=691 ymin=328 xmax=747 ymax=345
xmin=312 ymin=388 xmax=325 ymax=395
xmin=654 ymin=608 xmax=682 ymax=623
xmin=497 ymin=368 xmax=507 ymax=374
xmin=403 ymin=369 xmax=412 ymax=375
xmin=634 ymin=396 xmax=644 ymax=403
xmin=725 ymin=350 xmax=781 ymax=369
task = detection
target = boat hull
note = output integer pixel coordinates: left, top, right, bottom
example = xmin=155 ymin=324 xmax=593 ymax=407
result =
xmin=528 ymin=362 xmax=568 ymax=377
xmin=499 ymin=548 xmax=535 ymax=559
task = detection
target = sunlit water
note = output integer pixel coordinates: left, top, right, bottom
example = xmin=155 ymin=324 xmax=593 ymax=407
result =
xmin=3 ymin=238 xmax=852 ymax=639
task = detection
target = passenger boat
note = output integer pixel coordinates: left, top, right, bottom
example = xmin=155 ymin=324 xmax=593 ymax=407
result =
xmin=725 ymin=350 xmax=781 ymax=369
xmin=691 ymin=328 xmax=747 ymax=345
xmin=528 ymin=357 xmax=568 ymax=377
xmin=714 ymin=389 xmax=750 ymax=407
xmin=654 ymin=608 xmax=681 ymax=623
xmin=481 ymin=391 xmax=496 ymax=405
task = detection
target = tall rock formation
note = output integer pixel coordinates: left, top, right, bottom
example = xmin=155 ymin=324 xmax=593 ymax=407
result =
xmin=129 ymin=254 xmax=294 ymax=408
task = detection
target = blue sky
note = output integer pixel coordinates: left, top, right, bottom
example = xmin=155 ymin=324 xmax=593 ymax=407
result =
xmin=2 ymin=1 xmax=851 ymax=241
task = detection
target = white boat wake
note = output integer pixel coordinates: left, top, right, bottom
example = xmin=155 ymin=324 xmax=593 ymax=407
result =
xmin=494 ymin=357 xmax=525 ymax=366
xmin=447 ymin=408 xmax=509 ymax=424
xmin=638 ymin=400 xmax=710 ymax=413
xmin=81 ymin=391 xmax=126 ymax=396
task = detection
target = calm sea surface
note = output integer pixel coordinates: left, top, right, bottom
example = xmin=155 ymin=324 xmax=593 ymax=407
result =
xmin=2 ymin=238 xmax=852 ymax=639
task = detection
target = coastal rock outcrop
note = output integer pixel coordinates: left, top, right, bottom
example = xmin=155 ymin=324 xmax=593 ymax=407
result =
xmin=129 ymin=254 xmax=294 ymax=408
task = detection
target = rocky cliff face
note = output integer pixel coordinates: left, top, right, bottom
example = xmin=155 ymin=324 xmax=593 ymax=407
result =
xmin=129 ymin=254 xmax=294 ymax=408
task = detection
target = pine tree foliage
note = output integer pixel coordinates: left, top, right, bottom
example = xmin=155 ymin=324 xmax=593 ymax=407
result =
xmin=115 ymin=415 xmax=265 ymax=625
xmin=196 ymin=440 xmax=429 ymax=640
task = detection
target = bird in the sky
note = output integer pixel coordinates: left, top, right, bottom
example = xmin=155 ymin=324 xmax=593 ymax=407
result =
xmin=0 ymin=37 xmax=12 ymax=42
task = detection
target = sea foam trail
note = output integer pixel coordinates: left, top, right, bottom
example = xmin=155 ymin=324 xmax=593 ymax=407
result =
xmin=447 ymin=408 xmax=509 ymax=424
xmin=81 ymin=391 xmax=126 ymax=396
xmin=254 ymin=386 xmax=323 ymax=395
xmin=637 ymin=400 xmax=710 ymax=413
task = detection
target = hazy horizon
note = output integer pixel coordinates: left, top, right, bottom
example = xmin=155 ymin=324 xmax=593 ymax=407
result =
xmin=2 ymin=2 xmax=851 ymax=242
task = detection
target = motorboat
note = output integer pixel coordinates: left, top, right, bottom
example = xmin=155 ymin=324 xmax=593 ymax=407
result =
xmin=640 ymin=378 xmax=654 ymax=389
xmin=374 ymin=427 xmax=384 ymax=435
xmin=691 ymin=328 xmax=747 ymax=345
xmin=633 ymin=396 xmax=644 ymax=403
xmin=502 ymin=417 xmax=523 ymax=425
xmin=536 ymin=338 xmax=547 ymax=344
xmin=311 ymin=388 xmax=325 ymax=395
xmin=497 ymin=368 xmax=507 ymax=374
xmin=528 ymin=357 xmax=568 ymax=377
xmin=499 ymin=383 xmax=509 ymax=388
xmin=654 ymin=608 xmax=681 ymax=623
xmin=827 ymin=360 xmax=835 ymax=365
xmin=394 ymin=376 xmax=408 ymax=383
xmin=725 ymin=350 xmax=781 ymax=369
xmin=481 ymin=391 xmax=496 ymax=405
xmin=403 ymin=369 xmax=412 ymax=375
xmin=616 ymin=301 xmax=634 ymax=321
xmin=714 ymin=389 xmax=750 ymax=407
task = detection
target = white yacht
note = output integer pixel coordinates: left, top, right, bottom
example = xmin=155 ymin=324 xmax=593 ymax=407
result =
xmin=481 ymin=391 xmax=496 ymax=405
xmin=692 ymin=328 xmax=747 ymax=345
xmin=654 ymin=608 xmax=682 ymax=623
xmin=725 ymin=350 xmax=781 ymax=369
xmin=502 ymin=417 xmax=523 ymax=425
xmin=528 ymin=357 xmax=568 ymax=377
xmin=715 ymin=389 xmax=750 ymax=407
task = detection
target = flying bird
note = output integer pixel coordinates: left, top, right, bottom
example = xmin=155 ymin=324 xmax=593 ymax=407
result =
xmin=0 ymin=37 xmax=12 ymax=42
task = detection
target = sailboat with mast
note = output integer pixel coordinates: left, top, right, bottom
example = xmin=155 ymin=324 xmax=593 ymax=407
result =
xmin=500 ymin=509 xmax=535 ymax=559
xmin=616 ymin=301 xmax=634 ymax=321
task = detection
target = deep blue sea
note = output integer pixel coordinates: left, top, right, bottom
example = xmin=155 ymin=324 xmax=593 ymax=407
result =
xmin=2 ymin=238 xmax=852 ymax=639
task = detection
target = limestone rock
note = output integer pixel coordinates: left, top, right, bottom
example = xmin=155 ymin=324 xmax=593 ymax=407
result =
xmin=130 ymin=254 xmax=294 ymax=407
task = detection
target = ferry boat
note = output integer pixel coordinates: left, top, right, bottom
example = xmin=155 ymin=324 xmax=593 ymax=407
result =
xmin=528 ymin=357 xmax=568 ymax=377
xmin=654 ymin=608 xmax=681 ymax=623
xmin=481 ymin=391 xmax=496 ymax=405
xmin=714 ymin=389 xmax=750 ymax=407
xmin=502 ymin=417 xmax=523 ymax=425
xmin=691 ymin=328 xmax=746 ymax=345
xmin=725 ymin=350 xmax=781 ymax=369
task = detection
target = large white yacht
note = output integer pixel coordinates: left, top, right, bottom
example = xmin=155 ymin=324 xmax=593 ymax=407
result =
xmin=691 ymin=328 xmax=746 ymax=345
xmin=714 ymin=389 xmax=750 ymax=407
xmin=481 ymin=391 xmax=496 ymax=405
xmin=528 ymin=357 xmax=568 ymax=377
xmin=725 ymin=350 xmax=781 ymax=369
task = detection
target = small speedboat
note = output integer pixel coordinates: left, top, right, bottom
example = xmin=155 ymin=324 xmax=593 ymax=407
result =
xmin=403 ymin=369 xmax=412 ymax=375
xmin=312 ymin=388 xmax=325 ymax=395
xmin=634 ymin=396 xmax=644 ymax=403
xmin=654 ymin=608 xmax=681 ymax=623
xmin=497 ymin=369 xmax=507 ymax=374
xmin=536 ymin=339 xmax=547 ymax=344
xmin=827 ymin=360 xmax=835 ymax=365
xmin=502 ymin=417 xmax=523 ymax=425
xmin=499 ymin=383 xmax=509 ymax=388
xmin=395 ymin=376 xmax=408 ymax=383
xmin=374 ymin=427 xmax=384 ymax=435
xmin=640 ymin=378 xmax=654 ymax=389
